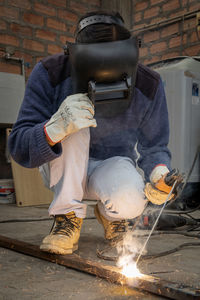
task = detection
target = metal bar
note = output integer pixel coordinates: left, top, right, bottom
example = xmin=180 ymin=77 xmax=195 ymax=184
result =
xmin=130 ymin=9 xmax=199 ymax=33
xmin=0 ymin=235 xmax=199 ymax=300
xmin=136 ymin=181 xmax=177 ymax=265
xmin=4 ymin=53 xmax=25 ymax=77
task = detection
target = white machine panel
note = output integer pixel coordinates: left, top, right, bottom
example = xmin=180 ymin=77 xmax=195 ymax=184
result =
xmin=154 ymin=58 xmax=200 ymax=182
xmin=0 ymin=72 xmax=25 ymax=124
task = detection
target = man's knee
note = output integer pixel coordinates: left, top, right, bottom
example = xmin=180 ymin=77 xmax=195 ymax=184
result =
xmin=102 ymin=183 xmax=147 ymax=219
xmin=88 ymin=156 xmax=147 ymax=219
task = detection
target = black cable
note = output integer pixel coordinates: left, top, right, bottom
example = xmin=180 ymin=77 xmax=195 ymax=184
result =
xmin=96 ymin=241 xmax=200 ymax=262
xmin=0 ymin=216 xmax=96 ymax=223
xmin=185 ymin=213 xmax=200 ymax=222
xmin=165 ymin=204 xmax=200 ymax=215
xmin=0 ymin=217 xmax=52 ymax=223
xmin=96 ymin=225 xmax=200 ymax=262
xmin=134 ymin=230 xmax=200 ymax=238
xmin=188 ymin=224 xmax=200 ymax=231
xmin=140 ymin=242 xmax=200 ymax=261
xmin=165 ymin=145 xmax=200 ymax=208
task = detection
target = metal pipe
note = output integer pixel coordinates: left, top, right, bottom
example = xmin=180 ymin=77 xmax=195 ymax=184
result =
xmin=130 ymin=9 xmax=199 ymax=34
xmin=4 ymin=53 xmax=25 ymax=77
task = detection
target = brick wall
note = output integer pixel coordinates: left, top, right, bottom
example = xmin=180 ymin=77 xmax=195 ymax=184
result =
xmin=0 ymin=0 xmax=101 ymax=79
xmin=0 ymin=0 xmax=199 ymax=77
xmin=132 ymin=0 xmax=200 ymax=65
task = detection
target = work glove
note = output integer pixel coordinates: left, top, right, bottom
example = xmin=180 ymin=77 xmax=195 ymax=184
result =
xmin=44 ymin=93 xmax=97 ymax=144
xmin=144 ymin=169 xmax=184 ymax=205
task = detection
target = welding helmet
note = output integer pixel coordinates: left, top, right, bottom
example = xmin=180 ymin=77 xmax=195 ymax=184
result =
xmin=67 ymin=13 xmax=139 ymax=117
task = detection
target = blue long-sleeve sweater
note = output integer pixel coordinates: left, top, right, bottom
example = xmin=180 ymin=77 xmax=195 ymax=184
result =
xmin=8 ymin=53 xmax=171 ymax=181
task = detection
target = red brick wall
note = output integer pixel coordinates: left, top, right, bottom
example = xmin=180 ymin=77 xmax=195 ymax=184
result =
xmin=132 ymin=0 xmax=200 ymax=65
xmin=0 ymin=0 xmax=101 ymax=79
xmin=1 ymin=0 xmax=199 ymax=77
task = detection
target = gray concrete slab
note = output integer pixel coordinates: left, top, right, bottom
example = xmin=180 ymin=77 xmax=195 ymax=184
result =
xmin=0 ymin=203 xmax=200 ymax=299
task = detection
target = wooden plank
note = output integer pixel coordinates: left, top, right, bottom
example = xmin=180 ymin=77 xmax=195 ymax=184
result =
xmin=0 ymin=235 xmax=199 ymax=300
xmin=10 ymin=158 xmax=53 ymax=206
xmin=6 ymin=128 xmax=53 ymax=206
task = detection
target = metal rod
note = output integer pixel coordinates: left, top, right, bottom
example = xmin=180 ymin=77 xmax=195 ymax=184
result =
xmin=4 ymin=53 xmax=25 ymax=77
xmin=0 ymin=235 xmax=199 ymax=299
xmin=136 ymin=180 xmax=178 ymax=265
xmin=130 ymin=9 xmax=199 ymax=33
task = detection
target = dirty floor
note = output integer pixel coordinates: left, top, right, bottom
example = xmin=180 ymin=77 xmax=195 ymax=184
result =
xmin=0 ymin=203 xmax=200 ymax=300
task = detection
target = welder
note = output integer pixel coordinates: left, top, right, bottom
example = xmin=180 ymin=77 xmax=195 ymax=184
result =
xmin=8 ymin=11 xmax=180 ymax=255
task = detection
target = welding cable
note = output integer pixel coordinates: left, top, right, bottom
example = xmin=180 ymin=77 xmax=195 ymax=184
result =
xmin=96 ymin=223 xmax=200 ymax=261
xmin=138 ymin=242 xmax=200 ymax=261
xmin=0 ymin=217 xmax=52 ymax=223
xmin=96 ymin=241 xmax=200 ymax=262
xmin=184 ymin=213 xmax=200 ymax=222
xmin=187 ymin=224 xmax=200 ymax=231
xmin=137 ymin=230 xmax=200 ymax=238
xmin=165 ymin=203 xmax=200 ymax=215
xmin=165 ymin=145 xmax=200 ymax=208
xmin=96 ymin=210 xmax=200 ymax=261
xmin=0 ymin=216 xmax=96 ymax=223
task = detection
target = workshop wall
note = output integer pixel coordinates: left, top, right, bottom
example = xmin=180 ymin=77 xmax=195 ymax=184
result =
xmin=0 ymin=0 xmax=101 ymax=179
xmin=132 ymin=0 xmax=200 ymax=65
xmin=0 ymin=0 xmax=101 ymax=79
xmin=1 ymin=0 xmax=199 ymax=76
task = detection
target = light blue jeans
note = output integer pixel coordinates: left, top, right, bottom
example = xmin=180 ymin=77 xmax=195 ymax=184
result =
xmin=39 ymin=128 xmax=147 ymax=220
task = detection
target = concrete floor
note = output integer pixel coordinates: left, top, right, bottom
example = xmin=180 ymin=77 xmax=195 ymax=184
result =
xmin=0 ymin=203 xmax=200 ymax=300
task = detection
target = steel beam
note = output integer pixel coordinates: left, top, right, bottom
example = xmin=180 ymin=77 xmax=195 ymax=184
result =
xmin=0 ymin=235 xmax=199 ymax=300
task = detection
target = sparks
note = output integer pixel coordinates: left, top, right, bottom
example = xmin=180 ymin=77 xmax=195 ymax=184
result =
xmin=118 ymin=255 xmax=143 ymax=278
xmin=121 ymin=262 xmax=143 ymax=278
xmin=116 ymin=233 xmax=144 ymax=279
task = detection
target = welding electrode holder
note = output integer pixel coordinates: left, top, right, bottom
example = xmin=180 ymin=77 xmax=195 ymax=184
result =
xmin=164 ymin=169 xmax=185 ymax=199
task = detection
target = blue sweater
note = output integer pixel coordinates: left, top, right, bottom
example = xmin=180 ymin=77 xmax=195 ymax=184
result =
xmin=8 ymin=56 xmax=171 ymax=181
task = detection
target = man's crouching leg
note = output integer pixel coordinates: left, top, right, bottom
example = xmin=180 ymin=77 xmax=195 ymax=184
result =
xmin=40 ymin=129 xmax=89 ymax=254
xmin=87 ymin=156 xmax=147 ymax=240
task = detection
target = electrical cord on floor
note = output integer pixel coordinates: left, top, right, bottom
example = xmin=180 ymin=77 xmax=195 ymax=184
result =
xmin=164 ymin=145 xmax=200 ymax=212
xmin=96 ymin=206 xmax=200 ymax=262
xmin=137 ymin=242 xmax=200 ymax=261
xmin=0 ymin=217 xmax=52 ymax=223
xmin=0 ymin=216 xmax=96 ymax=223
xmin=165 ymin=204 xmax=200 ymax=215
xmin=96 ymin=241 xmax=200 ymax=262
xmin=136 ymin=229 xmax=200 ymax=238
xmin=98 ymin=231 xmax=200 ymax=262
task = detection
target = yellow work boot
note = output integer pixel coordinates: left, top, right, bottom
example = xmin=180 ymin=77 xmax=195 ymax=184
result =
xmin=40 ymin=211 xmax=83 ymax=255
xmin=94 ymin=204 xmax=128 ymax=240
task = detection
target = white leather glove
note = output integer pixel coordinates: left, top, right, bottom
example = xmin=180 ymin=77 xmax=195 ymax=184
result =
xmin=144 ymin=182 xmax=174 ymax=205
xmin=150 ymin=165 xmax=169 ymax=184
xmin=145 ymin=168 xmax=183 ymax=205
xmin=44 ymin=93 xmax=97 ymax=144
xmin=145 ymin=165 xmax=172 ymax=205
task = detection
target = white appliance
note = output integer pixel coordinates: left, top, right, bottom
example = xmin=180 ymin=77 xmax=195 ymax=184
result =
xmin=0 ymin=72 xmax=25 ymax=124
xmin=153 ymin=57 xmax=200 ymax=183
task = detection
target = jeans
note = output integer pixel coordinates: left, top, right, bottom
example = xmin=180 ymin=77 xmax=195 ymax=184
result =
xmin=39 ymin=128 xmax=147 ymax=220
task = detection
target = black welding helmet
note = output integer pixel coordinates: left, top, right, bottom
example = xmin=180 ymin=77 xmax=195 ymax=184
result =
xmin=67 ymin=14 xmax=139 ymax=117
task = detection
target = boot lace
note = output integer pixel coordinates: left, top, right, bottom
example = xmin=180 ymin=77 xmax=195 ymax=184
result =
xmin=50 ymin=213 xmax=80 ymax=237
xmin=111 ymin=220 xmax=127 ymax=234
